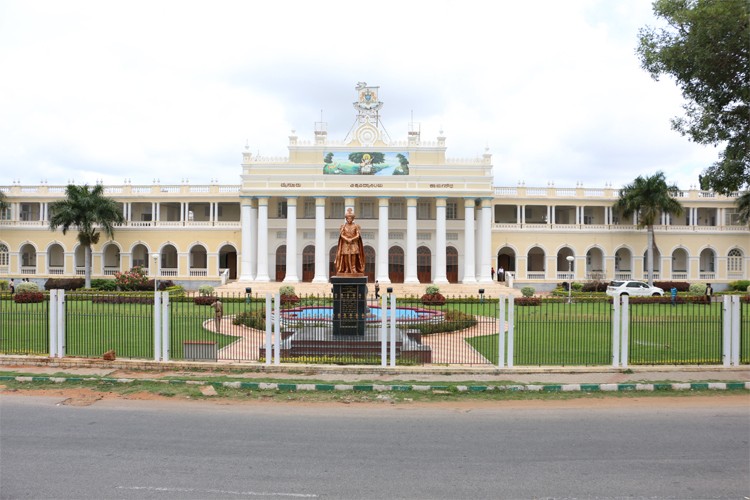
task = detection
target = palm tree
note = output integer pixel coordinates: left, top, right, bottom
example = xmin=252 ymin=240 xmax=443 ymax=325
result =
xmin=613 ymin=172 xmax=683 ymax=286
xmin=0 ymin=189 xmax=8 ymax=215
xmin=737 ymin=191 xmax=750 ymax=225
xmin=49 ymin=184 xmax=124 ymax=288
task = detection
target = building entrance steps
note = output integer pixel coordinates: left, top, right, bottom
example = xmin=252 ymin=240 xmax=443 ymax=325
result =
xmin=215 ymin=280 xmax=522 ymax=298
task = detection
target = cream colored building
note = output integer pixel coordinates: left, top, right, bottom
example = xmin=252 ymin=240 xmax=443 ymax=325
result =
xmin=1 ymin=84 xmax=747 ymax=289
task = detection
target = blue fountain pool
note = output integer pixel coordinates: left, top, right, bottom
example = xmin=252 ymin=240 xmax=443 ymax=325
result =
xmin=280 ymin=306 xmax=442 ymax=323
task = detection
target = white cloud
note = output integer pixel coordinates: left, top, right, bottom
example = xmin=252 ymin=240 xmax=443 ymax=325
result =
xmin=0 ymin=0 xmax=718 ymax=190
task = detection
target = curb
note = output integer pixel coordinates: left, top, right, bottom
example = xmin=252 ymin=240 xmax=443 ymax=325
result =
xmin=2 ymin=375 xmax=749 ymax=393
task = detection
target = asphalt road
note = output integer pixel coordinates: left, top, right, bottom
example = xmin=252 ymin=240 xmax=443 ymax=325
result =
xmin=1 ymin=396 xmax=748 ymax=499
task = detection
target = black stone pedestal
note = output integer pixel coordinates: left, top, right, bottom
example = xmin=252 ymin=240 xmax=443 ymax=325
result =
xmin=331 ymin=276 xmax=368 ymax=336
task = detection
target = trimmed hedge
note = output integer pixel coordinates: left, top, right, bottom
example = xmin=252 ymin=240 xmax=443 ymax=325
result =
xmin=13 ymin=291 xmax=45 ymax=303
xmin=193 ymin=296 xmax=216 ymax=306
xmin=44 ymin=278 xmax=85 ymax=291
xmin=421 ymin=293 xmax=446 ymax=306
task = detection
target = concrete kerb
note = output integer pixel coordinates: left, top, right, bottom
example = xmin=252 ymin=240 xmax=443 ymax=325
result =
xmin=1 ymin=355 xmax=749 ymax=394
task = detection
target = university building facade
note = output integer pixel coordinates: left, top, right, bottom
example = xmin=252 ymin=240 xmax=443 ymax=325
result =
xmin=1 ymin=84 xmax=747 ymax=288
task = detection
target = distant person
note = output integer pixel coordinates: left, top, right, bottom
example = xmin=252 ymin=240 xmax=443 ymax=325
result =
xmin=9 ymin=278 xmax=14 ymax=294
xmin=374 ymin=280 xmax=380 ymax=299
xmin=498 ymin=266 xmax=504 ymax=282
xmin=210 ymin=299 xmax=223 ymax=331
xmin=670 ymin=287 xmax=677 ymax=307
xmin=491 ymin=267 xmax=495 ymax=281
xmin=705 ymin=283 xmax=713 ymax=303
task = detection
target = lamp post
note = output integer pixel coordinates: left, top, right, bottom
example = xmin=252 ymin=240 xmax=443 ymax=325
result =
xmin=566 ymin=255 xmax=574 ymax=304
xmin=152 ymin=253 xmax=159 ymax=294
xmin=478 ymin=288 xmax=485 ymax=303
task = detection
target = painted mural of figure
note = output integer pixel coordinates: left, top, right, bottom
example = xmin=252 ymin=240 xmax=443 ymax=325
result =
xmin=360 ymin=153 xmax=373 ymax=174
xmin=334 ymin=208 xmax=366 ymax=276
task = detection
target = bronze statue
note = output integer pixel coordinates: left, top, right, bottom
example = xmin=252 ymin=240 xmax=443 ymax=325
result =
xmin=334 ymin=207 xmax=365 ymax=276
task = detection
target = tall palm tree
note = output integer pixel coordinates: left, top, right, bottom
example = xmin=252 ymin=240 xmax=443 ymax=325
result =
xmin=737 ymin=191 xmax=750 ymax=225
xmin=614 ymin=172 xmax=683 ymax=286
xmin=49 ymin=184 xmax=124 ymax=288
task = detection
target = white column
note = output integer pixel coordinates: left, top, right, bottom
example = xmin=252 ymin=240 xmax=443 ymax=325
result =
xmin=462 ymin=198 xmax=477 ymax=284
xmin=434 ymin=198 xmax=448 ymax=284
xmin=405 ymin=198 xmax=419 ymax=283
xmin=284 ymin=197 xmax=299 ymax=282
xmin=313 ymin=197 xmax=328 ymax=283
xmin=249 ymin=201 xmax=257 ymax=279
xmin=376 ymin=197 xmax=390 ymax=283
xmin=479 ymin=199 xmax=492 ymax=283
xmin=239 ymin=199 xmax=253 ymax=281
xmin=255 ymin=197 xmax=270 ymax=282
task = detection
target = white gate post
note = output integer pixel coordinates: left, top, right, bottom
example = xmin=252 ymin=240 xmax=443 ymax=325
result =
xmin=620 ymin=294 xmax=629 ymax=368
xmin=497 ymin=296 xmax=506 ymax=368
xmin=161 ymin=293 xmax=170 ymax=362
xmin=380 ymin=294 xmax=387 ymax=366
xmin=49 ymin=290 xmax=58 ymax=357
xmin=730 ymin=295 xmax=740 ymax=366
xmin=274 ymin=292 xmax=281 ymax=365
xmin=389 ymin=294 xmax=396 ymax=367
xmin=612 ymin=294 xmax=620 ymax=367
xmin=57 ymin=290 xmax=65 ymax=358
xmin=722 ymin=295 xmax=732 ymax=366
xmin=507 ymin=295 xmax=514 ymax=368
xmin=265 ymin=293 xmax=272 ymax=365
xmin=153 ymin=292 xmax=162 ymax=361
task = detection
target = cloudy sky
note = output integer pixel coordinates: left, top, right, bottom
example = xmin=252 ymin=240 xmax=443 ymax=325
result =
xmin=0 ymin=0 xmax=719 ymax=190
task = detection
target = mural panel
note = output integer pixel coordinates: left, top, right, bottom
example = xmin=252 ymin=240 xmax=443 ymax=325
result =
xmin=323 ymin=151 xmax=409 ymax=175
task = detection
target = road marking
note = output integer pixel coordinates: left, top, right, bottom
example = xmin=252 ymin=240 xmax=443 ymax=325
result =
xmin=117 ymin=486 xmax=318 ymax=497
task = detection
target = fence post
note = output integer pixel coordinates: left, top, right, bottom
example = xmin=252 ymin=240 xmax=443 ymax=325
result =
xmin=49 ymin=290 xmax=58 ymax=357
xmin=380 ymin=294 xmax=387 ymax=366
xmin=58 ymin=290 xmax=65 ymax=358
xmin=153 ymin=292 xmax=162 ymax=361
xmin=161 ymin=292 xmax=170 ymax=362
xmin=265 ymin=293 xmax=272 ymax=365
xmin=722 ymin=295 xmax=732 ymax=366
xmin=507 ymin=295 xmax=514 ymax=368
xmin=274 ymin=292 xmax=281 ymax=365
xmin=612 ymin=294 xmax=620 ymax=367
xmin=730 ymin=295 xmax=740 ymax=366
xmin=620 ymin=294 xmax=629 ymax=368
xmin=389 ymin=294 xmax=396 ymax=367
xmin=497 ymin=296 xmax=505 ymax=368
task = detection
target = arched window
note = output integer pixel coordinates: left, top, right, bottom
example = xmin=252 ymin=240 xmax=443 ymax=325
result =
xmin=728 ymin=248 xmax=743 ymax=275
xmin=0 ymin=244 xmax=8 ymax=267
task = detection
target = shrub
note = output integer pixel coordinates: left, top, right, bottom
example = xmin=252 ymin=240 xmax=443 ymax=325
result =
xmin=115 ymin=266 xmax=148 ymax=291
xmin=521 ymin=286 xmax=535 ymax=297
xmin=654 ymin=281 xmax=690 ymax=292
xmin=90 ymin=279 xmax=117 ymax=291
xmin=198 ymin=285 xmax=214 ymax=296
xmin=193 ymin=296 xmax=215 ymax=305
xmin=0 ymin=280 xmax=8 ymax=291
xmin=280 ymin=294 xmax=300 ymax=306
xmin=279 ymin=285 xmax=296 ymax=297
xmin=515 ymin=297 xmax=541 ymax=306
xmin=44 ymin=278 xmax=85 ymax=291
xmin=166 ymin=285 xmax=186 ymax=297
xmin=581 ymin=281 xmax=608 ymax=292
xmin=233 ymin=310 xmax=266 ymax=330
xmin=413 ymin=309 xmax=476 ymax=334
xmin=689 ymin=283 xmax=707 ymax=295
xmin=425 ymin=285 xmax=440 ymax=295
xmin=13 ymin=291 xmax=44 ymax=303
xmin=571 ymin=282 xmax=583 ymax=292
xmin=728 ymin=280 xmax=750 ymax=292
xmin=421 ymin=292 xmax=446 ymax=306
xmin=16 ymin=282 xmax=40 ymax=293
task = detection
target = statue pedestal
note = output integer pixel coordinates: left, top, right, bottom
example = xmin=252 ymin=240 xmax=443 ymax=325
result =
xmin=331 ymin=276 xmax=368 ymax=336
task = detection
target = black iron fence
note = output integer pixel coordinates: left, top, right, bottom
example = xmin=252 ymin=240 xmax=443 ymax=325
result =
xmin=0 ymin=291 xmax=747 ymax=367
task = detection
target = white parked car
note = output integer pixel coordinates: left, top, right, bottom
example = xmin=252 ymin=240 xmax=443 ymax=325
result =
xmin=606 ymin=281 xmax=664 ymax=297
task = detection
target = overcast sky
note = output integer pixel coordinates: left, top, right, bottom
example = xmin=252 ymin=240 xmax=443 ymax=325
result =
xmin=0 ymin=0 xmax=719 ymax=190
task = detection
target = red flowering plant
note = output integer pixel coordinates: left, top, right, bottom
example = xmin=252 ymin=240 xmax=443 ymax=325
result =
xmin=114 ymin=266 xmax=149 ymax=291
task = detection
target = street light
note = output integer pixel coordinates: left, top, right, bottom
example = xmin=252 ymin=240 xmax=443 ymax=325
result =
xmin=478 ymin=288 xmax=485 ymax=303
xmin=152 ymin=253 xmax=159 ymax=294
xmin=566 ymin=255 xmax=574 ymax=304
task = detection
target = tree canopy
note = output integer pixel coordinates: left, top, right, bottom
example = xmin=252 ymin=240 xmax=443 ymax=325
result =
xmin=49 ymin=184 xmax=124 ymax=288
xmin=637 ymin=0 xmax=750 ymax=194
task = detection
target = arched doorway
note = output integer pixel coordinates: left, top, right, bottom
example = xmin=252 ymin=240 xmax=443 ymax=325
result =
xmin=275 ymin=245 xmax=286 ymax=282
xmin=446 ymin=246 xmax=458 ymax=283
xmin=364 ymin=246 xmax=375 ymax=282
xmin=389 ymin=246 xmax=404 ymax=283
xmin=496 ymin=247 xmax=515 ymax=281
xmin=417 ymin=246 xmax=431 ymax=283
xmin=219 ymin=244 xmax=237 ymax=279
xmin=302 ymin=245 xmax=315 ymax=282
